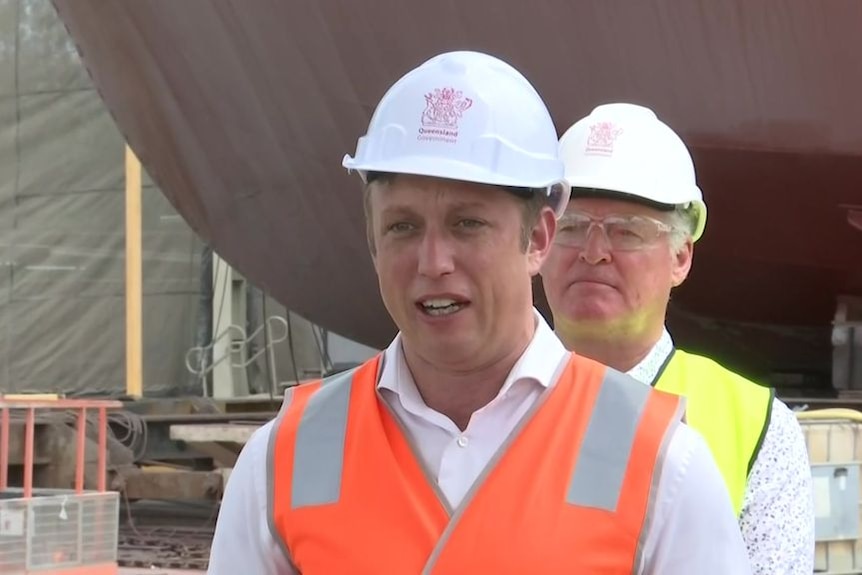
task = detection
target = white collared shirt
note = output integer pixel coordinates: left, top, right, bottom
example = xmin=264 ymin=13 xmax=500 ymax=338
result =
xmin=208 ymin=312 xmax=751 ymax=574
xmin=629 ymin=328 xmax=815 ymax=575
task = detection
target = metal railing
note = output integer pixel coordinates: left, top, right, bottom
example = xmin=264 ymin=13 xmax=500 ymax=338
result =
xmin=0 ymin=397 xmax=123 ymax=574
xmin=185 ymin=315 xmax=288 ymax=396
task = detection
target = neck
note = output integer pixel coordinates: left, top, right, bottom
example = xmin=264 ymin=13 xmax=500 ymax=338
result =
xmin=402 ymin=318 xmax=536 ymax=431
xmin=557 ymin=320 xmax=663 ymax=373
xmin=569 ymin=336 xmax=656 ymax=373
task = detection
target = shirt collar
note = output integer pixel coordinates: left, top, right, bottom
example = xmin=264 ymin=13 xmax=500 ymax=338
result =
xmin=626 ymin=326 xmax=675 ymax=385
xmin=378 ymin=309 xmax=569 ymax=411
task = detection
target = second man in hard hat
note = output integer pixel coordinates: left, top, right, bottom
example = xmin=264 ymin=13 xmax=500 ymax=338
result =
xmin=541 ymin=102 xmax=814 ymax=574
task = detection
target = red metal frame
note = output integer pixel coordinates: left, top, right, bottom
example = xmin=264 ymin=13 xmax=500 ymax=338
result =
xmin=0 ymin=398 xmax=123 ymax=498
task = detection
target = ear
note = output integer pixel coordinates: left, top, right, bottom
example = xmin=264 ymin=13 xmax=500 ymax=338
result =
xmin=367 ymin=220 xmax=379 ymax=271
xmin=370 ymin=245 xmax=379 ymax=273
xmin=671 ymin=238 xmax=694 ymax=287
xmin=527 ymin=206 xmax=557 ymax=276
xmin=365 ymin=183 xmax=381 ymax=270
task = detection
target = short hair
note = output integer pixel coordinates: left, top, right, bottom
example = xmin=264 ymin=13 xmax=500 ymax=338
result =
xmin=667 ymin=204 xmax=699 ymax=253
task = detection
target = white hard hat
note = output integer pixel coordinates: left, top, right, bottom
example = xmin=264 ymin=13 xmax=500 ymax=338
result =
xmin=558 ymin=103 xmax=707 ymax=241
xmin=343 ymin=50 xmax=568 ymax=217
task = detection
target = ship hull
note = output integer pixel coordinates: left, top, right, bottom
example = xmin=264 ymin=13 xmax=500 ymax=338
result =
xmin=51 ymin=0 xmax=862 ymax=384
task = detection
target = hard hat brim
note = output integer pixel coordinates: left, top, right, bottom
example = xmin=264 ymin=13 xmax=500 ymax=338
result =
xmin=569 ymin=187 xmax=676 ymax=212
xmin=343 ymin=154 xmax=569 ymax=218
xmin=343 ymin=153 xmax=564 ymax=191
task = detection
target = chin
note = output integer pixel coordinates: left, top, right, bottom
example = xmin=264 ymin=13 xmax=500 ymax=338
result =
xmin=405 ymin=329 xmax=464 ymax=352
xmin=564 ymin=312 xmax=627 ymax=336
xmin=567 ymin=303 xmax=619 ymax=321
xmin=429 ymin=337 xmax=481 ymax=363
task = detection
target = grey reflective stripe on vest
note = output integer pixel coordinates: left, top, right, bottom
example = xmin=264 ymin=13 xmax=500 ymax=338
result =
xmin=567 ymin=368 xmax=652 ymax=512
xmin=267 ymin=386 xmax=299 ymax=571
xmin=291 ymin=368 xmax=356 ymax=509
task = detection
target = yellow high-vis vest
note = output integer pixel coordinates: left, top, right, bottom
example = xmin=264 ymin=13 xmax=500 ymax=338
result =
xmin=653 ymin=349 xmax=774 ymax=516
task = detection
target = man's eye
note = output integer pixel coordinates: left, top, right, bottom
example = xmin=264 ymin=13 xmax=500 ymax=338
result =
xmin=558 ymin=222 xmax=589 ymax=237
xmin=559 ymin=223 xmax=585 ymax=232
xmin=387 ymin=222 xmax=414 ymax=233
xmin=457 ymin=219 xmax=484 ymax=228
xmin=612 ymin=227 xmax=640 ymax=238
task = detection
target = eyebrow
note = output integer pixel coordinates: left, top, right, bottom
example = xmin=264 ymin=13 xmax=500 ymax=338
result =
xmin=378 ymin=205 xmax=417 ymax=220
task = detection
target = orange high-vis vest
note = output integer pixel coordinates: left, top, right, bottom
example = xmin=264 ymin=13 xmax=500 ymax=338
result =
xmin=267 ymin=353 xmax=683 ymax=574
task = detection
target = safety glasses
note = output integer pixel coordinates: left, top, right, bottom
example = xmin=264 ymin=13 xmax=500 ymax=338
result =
xmin=554 ymin=212 xmax=675 ymax=251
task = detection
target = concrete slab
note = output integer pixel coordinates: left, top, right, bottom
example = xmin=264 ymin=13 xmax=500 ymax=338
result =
xmin=169 ymin=423 xmax=260 ymax=444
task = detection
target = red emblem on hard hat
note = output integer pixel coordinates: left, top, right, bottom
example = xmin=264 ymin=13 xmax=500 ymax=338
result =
xmin=422 ymin=88 xmax=473 ymax=129
xmin=586 ymin=122 xmax=624 ymax=156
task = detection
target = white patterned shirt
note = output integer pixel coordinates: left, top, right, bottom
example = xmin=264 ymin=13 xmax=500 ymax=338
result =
xmin=629 ymin=328 xmax=815 ymax=575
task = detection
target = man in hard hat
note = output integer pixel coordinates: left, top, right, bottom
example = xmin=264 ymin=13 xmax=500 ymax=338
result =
xmin=541 ymin=102 xmax=814 ymax=574
xmin=207 ymin=54 xmax=751 ymax=574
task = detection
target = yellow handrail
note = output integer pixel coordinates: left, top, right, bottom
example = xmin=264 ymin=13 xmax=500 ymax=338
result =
xmin=796 ymin=408 xmax=862 ymax=423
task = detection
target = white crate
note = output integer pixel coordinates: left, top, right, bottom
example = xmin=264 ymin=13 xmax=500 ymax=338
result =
xmin=0 ymin=489 xmax=119 ymax=573
xmin=801 ymin=418 xmax=862 ymax=574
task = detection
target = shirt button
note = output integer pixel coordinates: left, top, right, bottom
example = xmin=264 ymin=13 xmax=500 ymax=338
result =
xmin=456 ymin=436 xmax=469 ymax=448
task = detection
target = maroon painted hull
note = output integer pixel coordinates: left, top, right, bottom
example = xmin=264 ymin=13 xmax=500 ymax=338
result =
xmin=51 ymin=0 xmax=862 ymax=383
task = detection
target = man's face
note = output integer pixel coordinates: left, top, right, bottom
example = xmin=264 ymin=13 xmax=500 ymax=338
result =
xmin=368 ymin=174 xmax=555 ymax=370
xmin=541 ymin=197 xmax=692 ymax=342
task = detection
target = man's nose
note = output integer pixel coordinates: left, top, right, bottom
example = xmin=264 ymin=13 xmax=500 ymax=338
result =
xmin=578 ymin=224 xmax=613 ymax=265
xmin=417 ymin=229 xmax=456 ymax=277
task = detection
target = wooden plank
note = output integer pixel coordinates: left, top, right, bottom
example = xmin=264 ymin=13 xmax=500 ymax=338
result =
xmin=118 ymin=469 xmax=222 ymax=500
xmin=169 ymin=423 xmax=260 ymax=445
xmin=125 ymin=144 xmax=143 ymax=399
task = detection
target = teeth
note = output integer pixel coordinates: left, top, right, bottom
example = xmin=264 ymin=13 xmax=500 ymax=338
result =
xmin=420 ymin=299 xmax=465 ymax=316
xmin=422 ymin=298 xmax=456 ymax=309
xmin=425 ymin=304 xmax=462 ymax=316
